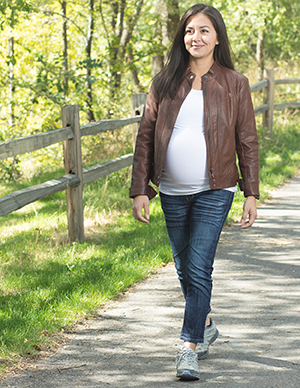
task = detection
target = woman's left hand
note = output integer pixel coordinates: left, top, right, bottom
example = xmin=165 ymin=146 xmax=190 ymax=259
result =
xmin=239 ymin=196 xmax=257 ymax=229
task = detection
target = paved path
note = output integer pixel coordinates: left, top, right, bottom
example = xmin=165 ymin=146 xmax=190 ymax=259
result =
xmin=1 ymin=176 xmax=300 ymax=387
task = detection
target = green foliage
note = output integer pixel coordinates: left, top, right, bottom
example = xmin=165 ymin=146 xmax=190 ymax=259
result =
xmin=1 ymin=0 xmax=299 ymax=152
xmin=0 ymin=0 xmax=32 ymax=11
xmin=0 ymin=1 xmax=33 ymax=27
xmin=0 ymin=157 xmax=21 ymax=181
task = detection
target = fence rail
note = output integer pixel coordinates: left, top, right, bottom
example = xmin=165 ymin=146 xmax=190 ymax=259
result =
xmin=250 ymin=79 xmax=268 ymax=93
xmin=0 ymin=119 xmax=143 ymax=161
xmin=0 ymin=127 xmax=73 ymax=160
xmin=1 ymin=69 xmax=299 ymax=241
xmin=0 ymin=174 xmax=80 ymax=217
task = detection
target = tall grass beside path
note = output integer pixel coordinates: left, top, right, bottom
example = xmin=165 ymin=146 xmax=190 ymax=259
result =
xmin=0 ymin=120 xmax=300 ymax=375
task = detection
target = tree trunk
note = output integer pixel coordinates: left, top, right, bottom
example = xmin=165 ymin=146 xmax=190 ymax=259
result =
xmin=62 ymin=0 xmax=69 ymax=96
xmin=102 ymin=0 xmax=144 ymax=108
xmin=85 ymin=0 xmax=96 ymax=122
xmin=108 ymin=0 xmax=125 ymax=102
xmin=167 ymin=0 xmax=180 ymax=42
xmin=128 ymin=47 xmax=145 ymax=92
xmin=151 ymin=0 xmax=180 ymax=77
xmin=7 ymin=32 xmax=20 ymax=179
xmin=256 ymin=29 xmax=265 ymax=81
xmin=151 ymin=52 xmax=164 ymax=78
xmin=8 ymin=35 xmax=15 ymax=127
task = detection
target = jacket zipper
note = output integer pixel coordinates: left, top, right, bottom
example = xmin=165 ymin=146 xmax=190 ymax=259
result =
xmin=204 ymin=79 xmax=215 ymax=187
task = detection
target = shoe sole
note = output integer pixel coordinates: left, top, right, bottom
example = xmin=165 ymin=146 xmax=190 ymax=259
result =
xmin=197 ymin=329 xmax=219 ymax=360
xmin=176 ymin=369 xmax=200 ymax=380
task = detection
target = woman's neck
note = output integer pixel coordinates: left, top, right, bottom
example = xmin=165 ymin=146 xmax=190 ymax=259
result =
xmin=189 ymin=57 xmax=214 ymax=78
xmin=189 ymin=57 xmax=214 ymax=90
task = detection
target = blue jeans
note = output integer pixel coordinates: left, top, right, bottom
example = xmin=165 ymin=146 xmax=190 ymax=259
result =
xmin=160 ymin=190 xmax=234 ymax=343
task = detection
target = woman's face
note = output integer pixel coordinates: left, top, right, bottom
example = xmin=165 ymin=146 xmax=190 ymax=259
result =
xmin=184 ymin=13 xmax=219 ymax=63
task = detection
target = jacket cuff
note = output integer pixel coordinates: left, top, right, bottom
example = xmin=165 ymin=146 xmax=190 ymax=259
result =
xmin=241 ymin=180 xmax=260 ymax=199
xmin=129 ymin=185 xmax=157 ymax=200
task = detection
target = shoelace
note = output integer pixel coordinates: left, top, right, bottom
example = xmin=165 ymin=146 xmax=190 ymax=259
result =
xmin=178 ymin=348 xmax=195 ymax=365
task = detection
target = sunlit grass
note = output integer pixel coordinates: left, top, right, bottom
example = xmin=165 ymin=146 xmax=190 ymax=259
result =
xmin=227 ymin=119 xmax=300 ymax=223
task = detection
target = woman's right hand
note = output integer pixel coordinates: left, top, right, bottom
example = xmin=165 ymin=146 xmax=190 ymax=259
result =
xmin=132 ymin=195 xmax=150 ymax=224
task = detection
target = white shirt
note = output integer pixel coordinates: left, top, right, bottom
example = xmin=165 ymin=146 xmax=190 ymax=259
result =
xmin=159 ymin=89 xmax=237 ymax=195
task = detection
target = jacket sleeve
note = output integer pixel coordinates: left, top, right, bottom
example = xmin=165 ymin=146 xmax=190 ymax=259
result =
xmin=129 ymin=81 xmax=158 ymax=199
xmin=235 ymin=77 xmax=260 ymax=199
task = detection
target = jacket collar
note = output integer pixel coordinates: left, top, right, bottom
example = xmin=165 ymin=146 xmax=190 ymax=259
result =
xmin=186 ymin=61 xmax=221 ymax=83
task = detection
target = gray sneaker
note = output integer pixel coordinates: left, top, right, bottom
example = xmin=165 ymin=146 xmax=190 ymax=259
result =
xmin=176 ymin=347 xmax=200 ymax=380
xmin=195 ymin=319 xmax=219 ymax=360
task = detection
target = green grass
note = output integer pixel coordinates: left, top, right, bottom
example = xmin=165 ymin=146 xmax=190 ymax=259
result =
xmin=0 ymin=119 xmax=300 ymax=373
xmin=227 ymin=120 xmax=300 ymax=222
xmin=0 ymin=183 xmax=170 ymax=372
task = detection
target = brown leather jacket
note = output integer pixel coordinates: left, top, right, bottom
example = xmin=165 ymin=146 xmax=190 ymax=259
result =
xmin=129 ymin=61 xmax=259 ymax=200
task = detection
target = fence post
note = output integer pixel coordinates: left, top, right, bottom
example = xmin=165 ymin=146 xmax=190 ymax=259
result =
xmin=131 ymin=93 xmax=147 ymax=151
xmin=62 ymin=105 xmax=84 ymax=242
xmin=263 ymin=68 xmax=275 ymax=136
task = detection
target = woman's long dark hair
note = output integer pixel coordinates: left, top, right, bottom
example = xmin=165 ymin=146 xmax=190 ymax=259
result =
xmin=155 ymin=3 xmax=235 ymax=102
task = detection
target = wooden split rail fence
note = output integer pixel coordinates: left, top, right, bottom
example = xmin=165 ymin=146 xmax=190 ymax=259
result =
xmin=0 ymin=69 xmax=299 ymax=242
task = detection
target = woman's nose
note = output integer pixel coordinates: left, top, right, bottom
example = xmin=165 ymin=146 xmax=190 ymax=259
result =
xmin=192 ymin=30 xmax=201 ymax=41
